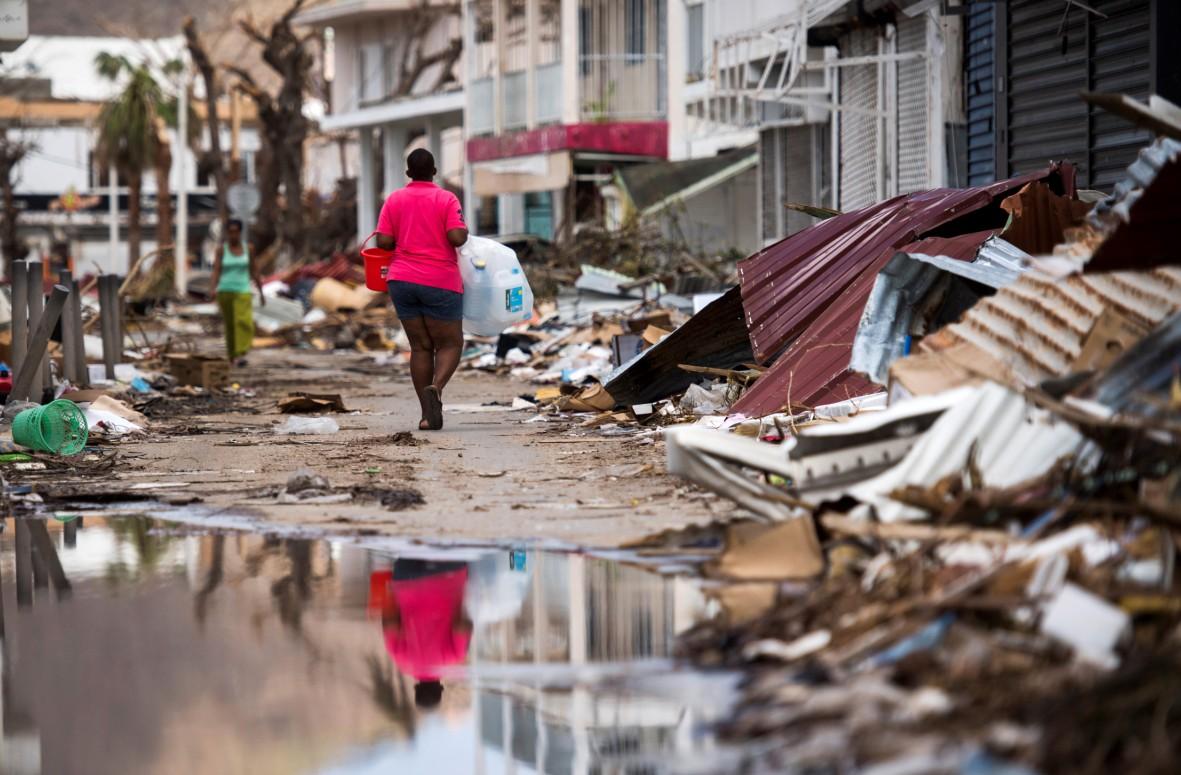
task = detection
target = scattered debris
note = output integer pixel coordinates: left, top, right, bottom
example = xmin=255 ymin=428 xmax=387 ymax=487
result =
xmin=277 ymin=392 xmax=348 ymax=413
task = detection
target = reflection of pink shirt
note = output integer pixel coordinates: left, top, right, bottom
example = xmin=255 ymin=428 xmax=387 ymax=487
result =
xmin=376 ymin=181 xmax=467 ymax=293
xmin=383 ymin=568 xmax=471 ymax=680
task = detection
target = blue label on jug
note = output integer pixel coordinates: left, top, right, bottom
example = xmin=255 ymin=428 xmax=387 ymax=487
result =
xmin=506 ymin=286 xmax=524 ymax=313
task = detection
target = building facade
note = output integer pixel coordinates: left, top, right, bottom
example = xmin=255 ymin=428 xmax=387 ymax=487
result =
xmin=296 ymin=0 xmax=467 ymax=245
xmin=1 ymin=35 xmax=263 ymax=274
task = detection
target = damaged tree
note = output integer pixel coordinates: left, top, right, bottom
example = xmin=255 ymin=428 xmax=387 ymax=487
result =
xmin=389 ymin=1 xmax=462 ymax=98
xmin=228 ymin=0 xmax=314 ymax=263
xmin=183 ymin=15 xmax=229 ymax=231
xmin=0 ymin=133 xmax=33 ymax=279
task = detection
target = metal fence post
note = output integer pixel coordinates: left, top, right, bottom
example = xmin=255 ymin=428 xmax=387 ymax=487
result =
xmin=10 ymin=260 xmax=26 ymax=383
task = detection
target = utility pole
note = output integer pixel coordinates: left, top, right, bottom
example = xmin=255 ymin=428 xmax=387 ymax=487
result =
xmin=175 ymin=53 xmax=190 ymax=299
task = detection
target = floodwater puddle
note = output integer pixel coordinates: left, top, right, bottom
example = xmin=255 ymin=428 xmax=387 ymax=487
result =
xmin=0 ymin=515 xmax=745 ymax=775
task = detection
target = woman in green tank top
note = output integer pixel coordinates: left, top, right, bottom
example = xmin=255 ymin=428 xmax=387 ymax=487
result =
xmin=210 ymin=219 xmax=265 ymax=365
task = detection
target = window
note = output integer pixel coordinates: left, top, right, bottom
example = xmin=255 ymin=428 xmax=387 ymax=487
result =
xmin=358 ymin=43 xmax=384 ymax=103
xmin=687 ymin=2 xmax=704 ymax=80
xmin=626 ymin=0 xmax=646 ymax=61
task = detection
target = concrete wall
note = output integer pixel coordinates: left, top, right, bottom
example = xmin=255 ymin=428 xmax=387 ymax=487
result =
xmin=650 ymin=165 xmax=758 ymax=257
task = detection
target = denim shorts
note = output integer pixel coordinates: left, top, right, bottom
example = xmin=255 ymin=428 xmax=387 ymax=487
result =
xmin=387 ymin=280 xmax=463 ymax=321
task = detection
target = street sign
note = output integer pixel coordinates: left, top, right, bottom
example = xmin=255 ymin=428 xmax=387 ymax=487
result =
xmin=227 ymin=182 xmax=261 ymax=219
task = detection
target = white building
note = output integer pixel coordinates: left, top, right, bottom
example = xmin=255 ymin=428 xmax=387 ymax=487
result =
xmin=0 ymin=35 xmax=264 ymax=274
xmin=697 ymin=0 xmax=964 ymax=243
xmin=295 ymin=1 xmax=467 ymax=245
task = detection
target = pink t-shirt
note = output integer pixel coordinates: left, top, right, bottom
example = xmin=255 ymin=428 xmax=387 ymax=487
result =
xmin=383 ymin=567 xmax=471 ymax=681
xmin=376 ymin=181 xmax=467 ymax=293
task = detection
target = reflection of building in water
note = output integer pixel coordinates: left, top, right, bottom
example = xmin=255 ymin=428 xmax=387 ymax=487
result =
xmin=471 ymin=553 xmax=708 ymax=775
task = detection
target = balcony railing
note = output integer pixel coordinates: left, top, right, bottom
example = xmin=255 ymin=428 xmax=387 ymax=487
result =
xmin=579 ymin=53 xmax=665 ymax=122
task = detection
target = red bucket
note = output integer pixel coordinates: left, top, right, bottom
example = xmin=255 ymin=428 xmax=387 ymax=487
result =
xmin=361 ymin=231 xmax=392 ymax=292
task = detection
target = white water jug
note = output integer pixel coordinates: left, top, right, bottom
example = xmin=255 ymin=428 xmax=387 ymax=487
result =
xmin=458 ymin=236 xmax=534 ymax=336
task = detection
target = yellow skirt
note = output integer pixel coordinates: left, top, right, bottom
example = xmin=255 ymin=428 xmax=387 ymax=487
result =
xmin=217 ymin=291 xmax=254 ymax=359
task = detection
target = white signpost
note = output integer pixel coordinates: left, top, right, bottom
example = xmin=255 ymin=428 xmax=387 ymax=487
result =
xmin=0 ymin=1 xmax=28 ymax=53
xmin=227 ymin=182 xmax=261 ymax=246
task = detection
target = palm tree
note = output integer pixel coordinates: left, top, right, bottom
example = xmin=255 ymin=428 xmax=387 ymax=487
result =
xmin=93 ymin=53 xmax=171 ymax=269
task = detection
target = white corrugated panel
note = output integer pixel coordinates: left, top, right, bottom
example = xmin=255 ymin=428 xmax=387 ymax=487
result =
xmin=839 ymin=28 xmax=879 ymax=210
xmin=896 ymin=13 xmax=930 ymax=194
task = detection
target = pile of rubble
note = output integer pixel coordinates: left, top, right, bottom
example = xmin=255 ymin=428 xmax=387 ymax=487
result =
xmin=575 ymin=99 xmax=1181 ymax=771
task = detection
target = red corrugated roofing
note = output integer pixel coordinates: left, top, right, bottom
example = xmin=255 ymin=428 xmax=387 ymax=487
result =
xmin=738 ymin=164 xmax=1075 ymax=364
xmin=731 ymin=163 xmax=1076 ymax=417
xmin=731 ymin=230 xmax=996 ymax=416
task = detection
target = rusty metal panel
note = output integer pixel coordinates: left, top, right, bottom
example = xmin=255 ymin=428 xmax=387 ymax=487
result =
xmin=737 ymin=164 xmax=1072 ymax=365
xmin=927 ymin=266 xmax=1181 ymax=386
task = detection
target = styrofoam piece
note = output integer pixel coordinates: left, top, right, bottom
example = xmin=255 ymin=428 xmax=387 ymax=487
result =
xmin=1040 ymin=582 xmax=1129 ymax=669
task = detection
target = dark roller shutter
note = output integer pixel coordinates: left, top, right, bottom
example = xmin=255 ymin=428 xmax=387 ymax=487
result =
xmin=998 ymin=0 xmax=1151 ymax=190
xmin=1087 ymin=0 xmax=1153 ymax=188
xmin=964 ymin=1 xmax=995 ymax=185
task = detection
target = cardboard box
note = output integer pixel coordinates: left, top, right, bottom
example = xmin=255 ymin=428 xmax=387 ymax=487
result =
xmin=165 ymin=354 xmax=230 ymax=389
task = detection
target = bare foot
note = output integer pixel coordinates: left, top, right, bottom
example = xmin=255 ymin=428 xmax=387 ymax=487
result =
xmin=419 ymin=418 xmax=431 ymax=431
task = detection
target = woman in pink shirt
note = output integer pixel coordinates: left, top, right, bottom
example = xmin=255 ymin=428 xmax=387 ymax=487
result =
xmin=376 ymin=149 xmax=469 ymax=430
xmin=371 ymin=559 xmax=472 ymax=710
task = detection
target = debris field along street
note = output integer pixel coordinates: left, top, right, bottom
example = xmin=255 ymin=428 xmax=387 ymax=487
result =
xmin=113 ymin=348 xmax=720 ymax=546
xmin=3 ymin=1 xmax=1181 ymax=774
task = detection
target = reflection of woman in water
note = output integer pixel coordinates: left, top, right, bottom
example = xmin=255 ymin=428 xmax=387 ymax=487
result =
xmin=372 ymin=559 xmax=472 ymax=709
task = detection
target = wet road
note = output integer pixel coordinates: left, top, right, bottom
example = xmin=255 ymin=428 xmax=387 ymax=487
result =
xmin=0 ymin=516 xmax=741 ymax=775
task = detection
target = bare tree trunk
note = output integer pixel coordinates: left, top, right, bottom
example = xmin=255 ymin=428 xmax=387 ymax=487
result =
xmin=127 ymin=171 xmax=143 ymax=268
xmin=183 ymin=16 xmax=229 ymax=230
xmin=0 ymin=134 xmax=31 ymax=280
xmin=155 ymin=131 xmax=173 ymax=253
xmin=230 ymin=0 xmax=314 ymax=262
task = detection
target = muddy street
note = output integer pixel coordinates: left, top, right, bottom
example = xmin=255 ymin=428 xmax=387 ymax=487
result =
xmin=113 ymin=348 xmax=723 ymax=545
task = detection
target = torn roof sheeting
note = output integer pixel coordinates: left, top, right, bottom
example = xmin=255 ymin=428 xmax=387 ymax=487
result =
xmin=849 ymin=235 xmax=1032 ymax=384
xmin=737 ymin=164 xmax=1076 ymax=364
xmin=922 ymin=266 xmax=1181 ymax=386
xmin=602 ymin=286 xmax=754 ymax=406
xmin=731 ymin=229 xmax=1007 ymax=417
xmin=1086 ymin=138 xmax=1181 ymax=273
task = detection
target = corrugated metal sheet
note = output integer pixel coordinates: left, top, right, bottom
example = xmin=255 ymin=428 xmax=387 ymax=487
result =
xmin=738 ymin=163 xmax=1074 ymax=364
xmin=602 ymin=286 xmax=754 ymax=406
xmin=964 ymin=1 xmax=995 ymax=185
xmin=848 ymin=234 xmax=1030 ymax=384
xmin=1087 ymin=139 xmax=1181 ymax=272
xmin=925 ymin=266 xmax=1181 ymax=386
xmin=733 ymin=267 xmax=881 ymax=415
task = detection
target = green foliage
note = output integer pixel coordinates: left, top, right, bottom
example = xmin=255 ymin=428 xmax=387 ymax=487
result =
xmin=92 ymin=52 xmax=170 ymax=176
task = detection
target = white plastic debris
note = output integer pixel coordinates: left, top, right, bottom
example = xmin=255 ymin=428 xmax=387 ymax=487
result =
xmin=1040 ymin=582 xmax=1129 ymax=669
xmin=504 ymin=347 xmax=531 ymax=365
xmin=742 ymin=630 xmax=832 ymax=662
xmin=679 ymin=382 xmax=731 ymax=416
xmin=276 ymin=416 xmax=340 ymax=435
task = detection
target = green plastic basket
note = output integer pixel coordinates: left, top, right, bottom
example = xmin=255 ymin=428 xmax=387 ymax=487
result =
xmin=12 ymin=400 xmax=88 ymax=456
